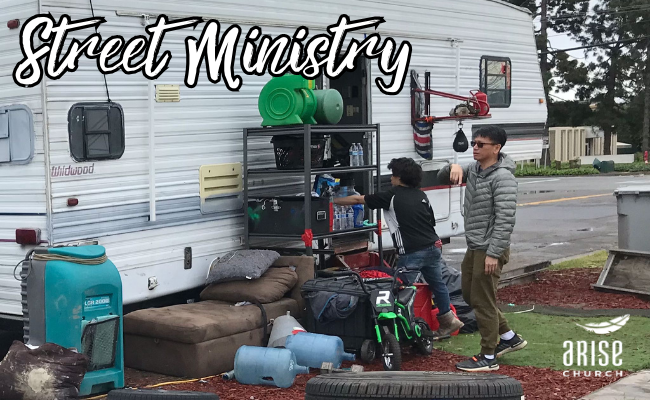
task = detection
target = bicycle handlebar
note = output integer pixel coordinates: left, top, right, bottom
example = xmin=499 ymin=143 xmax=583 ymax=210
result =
xmin=327 ymin=267 xmax=410 ymax=295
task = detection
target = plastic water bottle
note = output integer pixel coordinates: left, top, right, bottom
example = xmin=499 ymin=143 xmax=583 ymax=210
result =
xmin=346 ymin=206 xmax=355 ymax=230
xmin=356 ymin=143 xmax=364 ymax=166
xmin=353 ymin=204 xmax=364 ymax=228
xmin=339 ymin=205 xmax=348 ymax=230
xmin=234 ymin=346 xmax=310 ymax=388
xmin=284 ymin=332 xmax=356 ymax=369
xmin=333 ymin=205 xmax=341 ymax=231
xmin=349 ymin=145 xmax=357 ymax=167
xmin=338 ymin=205 xmax=347 ymax=231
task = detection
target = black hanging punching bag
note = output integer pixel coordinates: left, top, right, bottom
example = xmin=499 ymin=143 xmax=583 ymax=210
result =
xmin=453 ymin=128 xmax=469 ymax=153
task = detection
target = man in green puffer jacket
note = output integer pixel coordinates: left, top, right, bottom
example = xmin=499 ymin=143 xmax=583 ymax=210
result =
xmin=438 ymin=125 xmax=527 ymax=372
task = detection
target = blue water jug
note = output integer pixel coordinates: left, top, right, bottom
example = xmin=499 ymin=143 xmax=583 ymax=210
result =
xmin=234 ymin=346 xmax=310 ymax=388
xmin=284 ymin=332 xmax=356 ymax=369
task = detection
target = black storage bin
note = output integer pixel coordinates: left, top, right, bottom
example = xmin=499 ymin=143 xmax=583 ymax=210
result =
xmin=301 ymin=276 xmax=393 ymax=353
xmin=271 ymin=135 xmax=326 ymax=170
xmin=248 ymin=196 xmax=332 ymax=236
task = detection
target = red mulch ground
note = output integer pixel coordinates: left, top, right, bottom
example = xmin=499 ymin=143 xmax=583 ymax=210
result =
xmin=498 ymin=268 xmax=650 ymax=309
xmin=125 ymin=348 xmax=626 ymax=400
xmin=123 ymin=268 xmax=647 ymax=400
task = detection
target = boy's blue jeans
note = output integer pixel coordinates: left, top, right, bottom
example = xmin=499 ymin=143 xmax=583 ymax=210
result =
xmin=396 ymin=245 xmax=451 ymax=316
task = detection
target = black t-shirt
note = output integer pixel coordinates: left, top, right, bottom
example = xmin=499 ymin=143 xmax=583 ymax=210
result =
xmin=364 ymin=186 xmax=439 ymax=255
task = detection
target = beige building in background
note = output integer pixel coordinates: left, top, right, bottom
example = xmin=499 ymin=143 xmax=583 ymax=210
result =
xmin=548 ymin=126 xmax=618 ymax=162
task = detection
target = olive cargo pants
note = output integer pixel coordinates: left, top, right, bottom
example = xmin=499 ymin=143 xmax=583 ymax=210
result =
xmin=461 ymin=248 xmax=512 ymax=355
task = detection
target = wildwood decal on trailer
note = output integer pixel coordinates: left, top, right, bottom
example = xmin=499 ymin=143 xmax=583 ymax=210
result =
xmin=51 ymin=164 xmax=95 ymax=177
xmin=13 ymin=14 xmax=412 ymax=95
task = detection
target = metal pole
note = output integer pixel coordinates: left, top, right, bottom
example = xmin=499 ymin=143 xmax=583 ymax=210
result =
xmin=304 ymin=125 xmax=313 ymax=257
xmin=376 ymin=124 xmax=383 ymax=264
xmin=454 ymin=42 xmax=461 ymax=166
xmin=148 ymin=81 xmax=156 ymax=222
xmin=243 ymin=128 xmax=249 ymax=250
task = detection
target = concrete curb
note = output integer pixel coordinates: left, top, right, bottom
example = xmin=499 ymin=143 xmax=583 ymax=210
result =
xmin=497 ymin=250 xmax=609 ymax=288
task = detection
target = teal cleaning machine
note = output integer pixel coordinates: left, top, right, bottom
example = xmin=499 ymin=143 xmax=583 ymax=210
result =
xmin=21 ymin=245 xmax=125 ymax=396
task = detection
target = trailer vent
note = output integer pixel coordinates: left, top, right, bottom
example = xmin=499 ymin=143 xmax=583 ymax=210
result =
xmin=199 ymin=163 xmax=243 ymax=214
xmin=155 ymin=85 xmax=180 ymax=102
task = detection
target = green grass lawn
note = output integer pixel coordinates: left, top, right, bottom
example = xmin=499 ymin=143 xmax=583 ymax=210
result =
xmin=548 ymin=251 xmax=608 ymax=271
xmin=514 ymin=162 xmax=650 ymax=177
xmin=435 ymin=313 xmax=650 ymax=372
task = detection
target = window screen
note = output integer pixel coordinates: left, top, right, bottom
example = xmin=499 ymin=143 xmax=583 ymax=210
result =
xmin=480 ymin=57 xmax=512 ymax=108
xmin=0 ymin=105 xmax=35 ymax=164
xmin=68 ymin=103 xmax=125 ymax=161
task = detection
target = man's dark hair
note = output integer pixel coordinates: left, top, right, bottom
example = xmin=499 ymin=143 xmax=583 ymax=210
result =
xmin=388 ymin=157 xmax=422 ymax=188
xmin=474 ymin=126 xmax=508 ymax=148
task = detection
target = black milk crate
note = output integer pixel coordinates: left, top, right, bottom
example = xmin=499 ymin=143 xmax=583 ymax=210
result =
xmin=271 ymin=135 xmax=327 ymax=170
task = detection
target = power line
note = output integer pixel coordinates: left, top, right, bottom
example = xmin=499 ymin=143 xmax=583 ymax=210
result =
xmin=516 ymin=0 xmax=535 ymax=8
xmin=540 ymin=35 xmax=650 ymax=55
xmin=541 ymin=4 xmax=650 ymax=22
xmin=548 ymin=93 xmax=572 ymax=102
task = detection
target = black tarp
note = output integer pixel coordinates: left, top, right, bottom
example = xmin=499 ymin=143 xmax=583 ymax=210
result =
xmin=440 ymin=263 xmax=479 ymax=334
xmin=0 ymin=341 xmax=88 ymax=400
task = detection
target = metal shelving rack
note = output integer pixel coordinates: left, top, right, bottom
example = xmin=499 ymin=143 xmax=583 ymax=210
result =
xmin=243 ymin=124 xmax=383 ymax=267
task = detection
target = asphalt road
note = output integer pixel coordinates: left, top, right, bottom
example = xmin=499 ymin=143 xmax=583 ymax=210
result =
xmin=441 ymin=173 xmax=650 ymax=274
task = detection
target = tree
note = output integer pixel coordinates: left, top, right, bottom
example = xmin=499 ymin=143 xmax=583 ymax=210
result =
xmin=507 ymin=0 xmax=649 ymax=154
xmin=616 ymin=0 xmax=650 ymax=153
xmin=547 ymin=100 xmax=594 ymax=127
xmin=505 ymin=0 xmax=590 ymax=98
xmin=556 ymin=0 xmax=638 ymax=155
xmin=617 ymin=94 xmax=645 ymax=151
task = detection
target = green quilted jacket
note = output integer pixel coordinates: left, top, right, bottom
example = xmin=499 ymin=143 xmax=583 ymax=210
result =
xmin=438 ymin=153 xmax=517 ymax=258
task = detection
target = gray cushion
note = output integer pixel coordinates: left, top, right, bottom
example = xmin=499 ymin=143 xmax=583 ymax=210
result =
xmin=206 ymin=250 xmax=280 ymax=284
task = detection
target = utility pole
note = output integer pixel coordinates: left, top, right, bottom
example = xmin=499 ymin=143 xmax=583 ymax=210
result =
xmin=641 ymin=38 xmax=650 ymax=153
xmin=540 ymin=0 xmax=550 ymax=99
xmin=539 ymin=0 xmax=551 ymax=167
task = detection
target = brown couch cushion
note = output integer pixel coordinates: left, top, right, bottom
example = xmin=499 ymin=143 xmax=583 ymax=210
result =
xmin=199 ymin=266 xmax=298 ymax=303
xmin=125 ymin=327 xmax=267 ymax=378
xmin=274 ymin=256 xmax=314 ymax=315
xmin=123 ymin=298 xmax=299 ymax=344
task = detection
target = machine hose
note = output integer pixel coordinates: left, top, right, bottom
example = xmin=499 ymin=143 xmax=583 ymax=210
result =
xmin=31 ymin=253 xmax=108 ymax=265
xmin=14 ymin=251 xmax=108 ymax=281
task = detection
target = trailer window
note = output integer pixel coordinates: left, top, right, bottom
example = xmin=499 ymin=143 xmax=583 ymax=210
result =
xmin=480 ymin=57 xmax=511 ymax=108
xmin=0 ymin=105 xmax=35 ymax=164
xmin=68 ymin=102 xmax=125 ymax=162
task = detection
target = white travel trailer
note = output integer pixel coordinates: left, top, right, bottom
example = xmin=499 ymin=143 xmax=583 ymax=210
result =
xmin=0 ymin=0 xmax=547 ymax=320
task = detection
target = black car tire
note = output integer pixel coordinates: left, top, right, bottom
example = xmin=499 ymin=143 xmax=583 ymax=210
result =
xmin=305 ymin=371 xmax=523 ymax=400
xmin=107 ymin=389 xmax=219 ymax=400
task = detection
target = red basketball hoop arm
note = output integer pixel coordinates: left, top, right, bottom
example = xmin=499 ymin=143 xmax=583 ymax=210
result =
xmin=411 ymin=70 xmax=492 ymax=126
